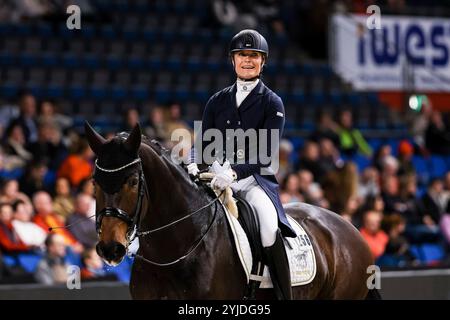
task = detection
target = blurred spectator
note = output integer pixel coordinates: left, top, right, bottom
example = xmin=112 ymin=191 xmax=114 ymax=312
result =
xmin=37 ymin=100 xmax=73 ymax=132
xmin=296 ymin=169 xmax=320 ymax=204
xmin=52 ymin=177 xmax=75 ymax=221
xmin=32 ymin=191 xmax=83 ymax=253
xmin=295 ymin=141 xmax=322 ymax=181
xmin=340 ymin=195 xmax=360 ymax=226
xmin=34 ymin=233 xmax=69 ymax=285
xmin=359 ymin=210 xmax=389 ymax=260
xmin=381 ymin=175 xmax=403 ymax=214
xmin=276 ymin=139 xmax=294 ymax=183
xmin=121 ymin=107 xmax=140 ymax=132
xmin=280 ymin=173 xmax=303 ymax=204
xmin=397 ymin=140 xmax=416 ymax=177
xmin=0 ymin=99 xmax=19 ymax=135
xmin=397 ymin=174 xmax=426 ymax=226
xmin=78 ymin=178 xmax=96 ymax=216
xmin=380 ymin=155 xmax=399 ymax=177
xmin=0 ymin=179 xmax=33 ymax=211
xmin=144 ymin=105 xmax=169 ymax=143
xmin=6 ymin=91 xmax=39 ymax=144
xmin=11 ymin=200 xmax=46 ymax=248
xmin=309 ymin=110 xmax=339 ymax=148
xmin=425 ymin=110 xmax=450 ymax=155
xmin=26 ymin=120 xmax=68 ymax=170
xmin=0 ymin=202 xmax=32 ymax=253
xmin=2 ymin=123 xmax=33 ymax=168
xmin=372 ymin=144 xmax=392 ymax=172
xmin=66 ymin=194 xmax=97 ymax=249
xmin=19 ymin=160 xmax=50 ymax=197
xmin=336 ymin=110 xmax=372 ymax=157
xmin=358 ymin=166 xmax=380 ymax=199
xmin=317 ymin=138 xmax=340 ymax=181
xmin=165 ymin=102 xmax=193 ymax=157
xmin=322 ymin=162 xmax=359 ymax=213
xmin=405 ymin=96 xmax=432 ymax=156
xmin=57 ymin=139 xmax=94 ymax=188
xmin=422 ymin=178 xmax=447 ymax=226
xmin=381 ymin=213 xmax=418 ymax=267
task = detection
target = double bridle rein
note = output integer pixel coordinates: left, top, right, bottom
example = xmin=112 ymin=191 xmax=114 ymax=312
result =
xmin=94 ymin=157 xmax=222 ymax=267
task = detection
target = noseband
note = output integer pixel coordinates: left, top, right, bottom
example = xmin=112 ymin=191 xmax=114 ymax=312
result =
xmin=95 ymin=158 xmax=146 ymax=240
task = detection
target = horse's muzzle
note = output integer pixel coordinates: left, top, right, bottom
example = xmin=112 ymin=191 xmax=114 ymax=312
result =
xmin=96 ymin=240 xmax=126 ymax=265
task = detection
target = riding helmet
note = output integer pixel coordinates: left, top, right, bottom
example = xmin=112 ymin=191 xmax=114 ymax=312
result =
xmin=229 ymin=29 xmax=269 ymax=59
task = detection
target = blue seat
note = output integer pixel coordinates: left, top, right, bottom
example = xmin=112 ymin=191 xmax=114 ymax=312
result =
xmin=0 ymin=82 xmax=19 ymax=98
xmin=82 ymin=54 xmax=100 ymax=69
xmin=105 ymin=55 xmax=123 ymax=70
xmin=127 ymin=56 xmax=145 ymax=69
xmin=40 ymin=52 xmax=59 ymax=67
xmin=421 ymin=243 xmax=445 ymax=263
xmin=2 ymin=254 xmax=18 ymax=267
xmin=46 ymin=84 xmax=64 ymax=99
xmin=412 ymin=156 xmax=430 ymax=185
xmin=19 ymin=53 xmax=37 ymax=67
xmin=428 ymin=155 xmax=447 ymax=178
xmin=68 ymin=85 xmax=87 ymax=100
xmin=100 ymin=25 xmax=116 ymax=39
xmin=90 ymin=86 xmax=108 ymax=100
xmin=353 ymin=154 xmax=371 ymax=172
xmin=62 ymin=53 xmax=81 ymax=68
xmin=17 ymin=253 xmax=43 ymax=273
xmin=111 ymin=85 xmax=127 ymax=100
xmin=131 ymin=85 xmax=149 ymax=101
xmin=0 ymin=51 xmax=14 ymax=66
xmin=154 ymin=85 xmax=171 ymax=104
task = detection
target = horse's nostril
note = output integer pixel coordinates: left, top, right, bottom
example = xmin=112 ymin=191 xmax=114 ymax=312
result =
xmin=100 ymin=241 xmax=126 ymax=261
xmin=114 ymin=244 xmax=126 ymax=258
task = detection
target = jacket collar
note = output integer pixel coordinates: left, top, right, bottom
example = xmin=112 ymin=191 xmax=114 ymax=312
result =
xmin=230 ymin=80 xmax=265 ymax=112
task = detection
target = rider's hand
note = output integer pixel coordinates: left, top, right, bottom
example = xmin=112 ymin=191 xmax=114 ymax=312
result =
xmin=187 ymin=163 xmax=200 ymax=177
xmin=211 ymin=169 xmax=237 ymax=190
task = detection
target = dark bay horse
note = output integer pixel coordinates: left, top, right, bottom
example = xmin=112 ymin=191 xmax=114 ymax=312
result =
xmin=85 ymin=123 xmax=375 ymax=299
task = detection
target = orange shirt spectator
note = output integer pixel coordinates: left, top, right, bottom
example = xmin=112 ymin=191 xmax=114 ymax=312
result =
xmin=359 ymin=210 xmax=389 ymax=259
xmin=57 ymin=139 xmax=94 ymax=188
xmin=32 ymin=191 xmax=83 ymax=252
xmin=0 ymin=203 xmax=30 ymax=253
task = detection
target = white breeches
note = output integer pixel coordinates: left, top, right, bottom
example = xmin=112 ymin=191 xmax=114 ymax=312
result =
xmin=231 ymin=176 xmax=278 ymax=247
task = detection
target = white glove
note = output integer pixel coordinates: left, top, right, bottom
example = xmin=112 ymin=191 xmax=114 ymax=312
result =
xmin=211 ymin=169 xmax=236 ymax=190
xmin=187 ymin=163 xmax=199 ymax=176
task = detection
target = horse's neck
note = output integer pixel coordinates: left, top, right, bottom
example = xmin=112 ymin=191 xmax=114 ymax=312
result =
xmin=139 ymin=145 xmax=208 ymax=252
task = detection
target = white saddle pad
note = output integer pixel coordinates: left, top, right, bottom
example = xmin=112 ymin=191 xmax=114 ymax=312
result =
xmin=222 ymin=202 xmax=317 ymax=288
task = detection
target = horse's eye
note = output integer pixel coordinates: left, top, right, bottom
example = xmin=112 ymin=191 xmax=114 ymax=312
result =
xmin=129 ymin=178 xmax=139 ymax=187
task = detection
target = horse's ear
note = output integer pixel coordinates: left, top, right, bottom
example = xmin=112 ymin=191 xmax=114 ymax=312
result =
xmin=84 ymin=121 xmax=106 ymax=155
xmin=124 ymin=123 xmax=142 ymax=154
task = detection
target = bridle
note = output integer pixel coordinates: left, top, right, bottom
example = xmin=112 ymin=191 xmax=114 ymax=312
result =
xmin=95 ymin=158 xmax=146 ymax=241
xmin=94 ymin=157 xmax=223 ymax=267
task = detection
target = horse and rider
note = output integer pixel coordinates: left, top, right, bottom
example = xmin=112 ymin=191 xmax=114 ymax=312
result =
xmin=87 ymin=30 xmax=376 ymax=300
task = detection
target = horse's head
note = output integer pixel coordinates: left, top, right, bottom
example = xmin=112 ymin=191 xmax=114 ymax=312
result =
xmin=85 ymin=122 xmax=146 ymax=266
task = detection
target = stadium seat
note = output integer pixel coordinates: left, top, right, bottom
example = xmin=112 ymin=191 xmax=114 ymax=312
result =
xmin=412 ymin=155 xmax=430 ymax=185
xmin=17 ymin=253 xmax=43 ymax=273
xmin=428 ymin=155 xmax=447 ymax=178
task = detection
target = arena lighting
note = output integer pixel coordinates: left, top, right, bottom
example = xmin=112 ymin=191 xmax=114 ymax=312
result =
xmin=408 ymin=94 xmax=428 ymax=112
